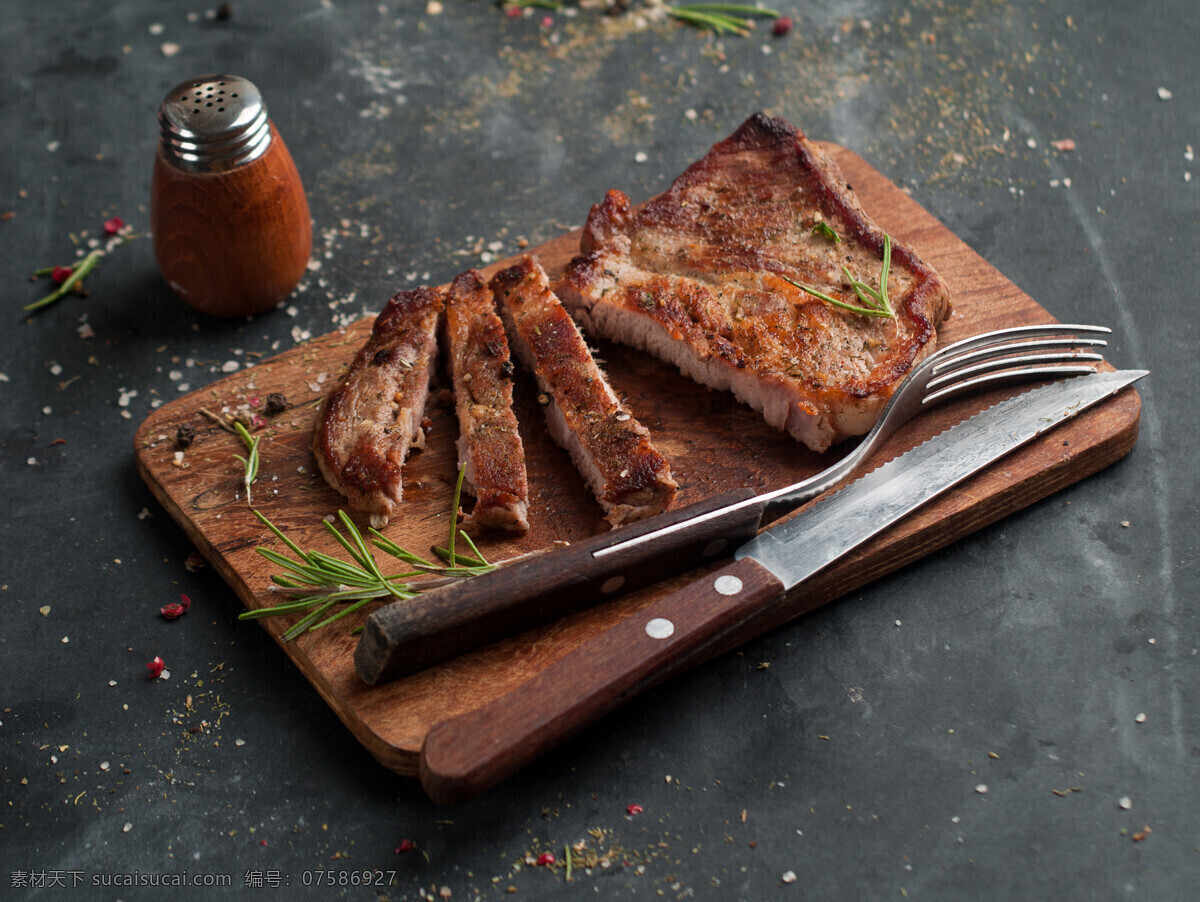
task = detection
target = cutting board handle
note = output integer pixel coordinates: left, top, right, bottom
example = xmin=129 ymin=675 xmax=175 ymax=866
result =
xmin=418 ymin=556 xmax=785 ymax=805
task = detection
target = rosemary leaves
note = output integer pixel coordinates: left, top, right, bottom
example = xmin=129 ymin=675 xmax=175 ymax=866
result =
xmin=233 ymin=421 xmax=261 ymax=506
xmin=784 ymin=233 xmax=895 ymax=318
xmin=242 ymin=466 xmax=495 ymax=640
xmin=668 ymin=4 xmax=781 ymax=36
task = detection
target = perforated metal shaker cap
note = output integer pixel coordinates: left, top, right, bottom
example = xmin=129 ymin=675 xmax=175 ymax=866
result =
xmin=158 ymin=74 xmax=271 ymax=173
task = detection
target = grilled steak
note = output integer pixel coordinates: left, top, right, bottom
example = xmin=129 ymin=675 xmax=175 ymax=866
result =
xmin=558 ymin=112 xmax=953 ymax=453
xmin=313 ymin=286 xmax=443 ymax=527
xmin=490 ymin=257 xmax=677 ymax=527
xmin=444 ymin=270 xmax=530 ymax=533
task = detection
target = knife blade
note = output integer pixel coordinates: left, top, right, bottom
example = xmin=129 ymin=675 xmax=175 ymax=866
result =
xmin=417 ymin=369 xmax=1146 ymax=804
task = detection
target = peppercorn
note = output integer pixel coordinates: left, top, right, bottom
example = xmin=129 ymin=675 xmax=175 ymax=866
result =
xmin=264 ymin=392 xmax=288 ymax=415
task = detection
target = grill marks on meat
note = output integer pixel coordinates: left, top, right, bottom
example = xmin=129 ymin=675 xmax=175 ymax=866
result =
xmin=444 ymin=270 xmax=529 ymax=533
xmin=559 ymin=112 xmax=953 ymax=453
xmin=313 ymin=287 xmax=443 ymax=526
xmin=491 ymin=257 xmax=677 ymax=527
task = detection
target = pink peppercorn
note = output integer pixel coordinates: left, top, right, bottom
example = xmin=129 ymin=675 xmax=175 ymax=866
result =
xmin=773 ymin=16 xmax=792 ymax=37
xmin=146 ymin=656 xmax=165 ymax=679
xmin=51 ymin=266 xmax=74 ymax=284
xmin=626 ymin=804 xmax=644 ymax=816
xmin=103 ymin=216 xmax=124 ymax=235
xmin=395 ymin=839 xmax=415 ymax=854
xmin=536 ymin=852 xmax=556 ymax=866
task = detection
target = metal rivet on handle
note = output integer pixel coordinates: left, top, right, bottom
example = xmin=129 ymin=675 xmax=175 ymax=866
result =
xmin=600 ymin=575 xmax=626 ymax=595
xmin=702 ymin=539 xmax=727 ymax=557
xmin=713 ymin=575 xmax=743 ymax=596
xmin=645 ymin=618 xmax=675 ymax=640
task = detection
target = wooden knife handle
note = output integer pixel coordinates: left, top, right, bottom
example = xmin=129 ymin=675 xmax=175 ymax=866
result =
xmin=418 ymin=556 xmax=786 ymax=805
xmin=354 ymin=487 xmax=763 ymax=684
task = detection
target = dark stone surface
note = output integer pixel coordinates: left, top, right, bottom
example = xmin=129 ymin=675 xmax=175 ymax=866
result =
xmin=1 ymin=1 xmax=1195 ymax=899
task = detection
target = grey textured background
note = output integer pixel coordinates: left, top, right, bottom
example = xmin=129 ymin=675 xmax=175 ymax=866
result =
xmin=1 ymin=1 xmax=1195 ymax=899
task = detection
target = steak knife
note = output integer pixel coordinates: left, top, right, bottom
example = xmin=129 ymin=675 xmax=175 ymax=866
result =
xmin=416 ymin=369 xmax=1146 ymax=803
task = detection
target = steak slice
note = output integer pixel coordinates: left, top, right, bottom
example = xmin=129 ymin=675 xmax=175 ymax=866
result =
xmin=444 ymin=270 xmax=530 ymax=533
xmin=313 ymin=286 xmax=443 ymax=527
xmin=558 ymin=112 xmax=953 ymax=453
xmin=490 ymin=256 xmax=677 ymax=527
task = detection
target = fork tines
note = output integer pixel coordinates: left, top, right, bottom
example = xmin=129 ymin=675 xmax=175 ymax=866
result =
xmin=923 ymin=324 xmax=1109 ymax=406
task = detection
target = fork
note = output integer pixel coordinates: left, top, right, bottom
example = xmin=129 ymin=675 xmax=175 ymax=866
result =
xmin=355 ymin=323 xmax=1110 ymax=684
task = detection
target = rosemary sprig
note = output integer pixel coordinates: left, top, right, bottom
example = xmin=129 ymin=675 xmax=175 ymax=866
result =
xmin=232 ymin=421 xmax=261 ymax=506
xmin=505 ymin=0 xmax=563 ymax=9
xmin=669 ymin=4 xmax=780 ymax=36
xmin=241 ymin=465 xmax=497 ymax=640
xmin=784 ymin=233 xmax=895 ymax=318
xmin=24 ymin=249 xmax=102 ymax=313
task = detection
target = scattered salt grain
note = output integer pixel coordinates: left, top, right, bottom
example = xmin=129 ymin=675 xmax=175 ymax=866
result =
xmin=100 ymin=761 xmax=110 ymax=771
xmin=50 ymin=363 xmax=63 ymax=375
xmin=221 ymin=361 xmax=240 ymax=373
xmin=235 ymin=738 xmax=246 ymax=747
xmin=123 ymin=822 xmax=132 ymax=833
xmin=43 ymin=406 xmax=51 ymax=415
xmin=40 ymin=606 xmax=51 ymax=616
xmin=1135 ymin=712 xmax=1147 ymax=723
xmin=137 ymin=508 xmax=152 ymax=520
xmin=782 ymin=871 xmax=797 ymax=884
xmin=1026 ymin=137 xmax=1037 ymax=148
xmin=62 ymin=636 xmax=69 ymax=644
xmin=161 ymin=42 xmax=181 ymax=57
xmin=634 ymin=151 xmax=648 ymax=164
xmin=148 ymin=22 xmax=164 ymax=34
xmin=975 ymin=784 xmax=988 ymax=794
xmin=1119 ymin=796 xmax=1132 ymax=810
xmin=1157 ymin=87 xmax=1173 ymax=101
xmin=1186 ymin=145 xmax=1195 ymax=162
xmin=108 ymin=680 xmax=117 ymax=686
xmin=77 ymin=323 xmax=94 ymax=339
xmin=27 ymin=457 xmax=37 ymax=466
xmin=47 ymin=140 xmax=61 ymax=153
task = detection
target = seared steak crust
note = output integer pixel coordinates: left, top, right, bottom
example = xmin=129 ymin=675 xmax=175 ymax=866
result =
xmin=559 ymin=112 xmax=953 ymax=453
xmin=490 ymin=257 xmax=676 ymax=526
xmin=313 ymin=286 xmax=443 ymax=525
xmin=444 ymin=270 xmax=530 ymax=533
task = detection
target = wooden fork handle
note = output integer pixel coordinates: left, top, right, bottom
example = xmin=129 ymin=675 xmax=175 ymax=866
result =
xmin=418 ymin=556 xmax=785 ymax=805
xmin=355 ymin=487 xmax=763 ymax=684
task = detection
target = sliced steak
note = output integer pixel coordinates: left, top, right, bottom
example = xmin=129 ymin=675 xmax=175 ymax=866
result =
xmin=558 ymin=112 xmax=953 ymax=453
xmin=490 ymin=256 xmax=677 ymax=527
xmin=313 ymin=286 xmax=443 ymax=527
xmin=444 ymin=270 xmax=530 ymax=533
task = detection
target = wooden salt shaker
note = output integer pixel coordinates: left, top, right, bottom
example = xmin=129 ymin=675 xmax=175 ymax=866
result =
xmin=151 ymin=74 xmax=311 ymax=317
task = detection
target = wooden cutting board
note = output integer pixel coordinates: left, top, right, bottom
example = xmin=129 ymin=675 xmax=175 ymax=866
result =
xmin=134 ymin=145 xmax=1141 ymax=779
